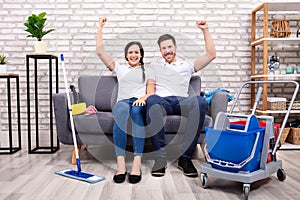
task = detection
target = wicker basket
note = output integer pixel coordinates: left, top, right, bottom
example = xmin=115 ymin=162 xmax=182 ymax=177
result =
xmin=279 ymin=128 xmax=290 ymax=144
xmin=286 ymin=100 xmax=300 ymax=110
xmin=270 ymin=19 xmax=291 ymax=38
xmin=286 ymin=128 xmax=300 ymax=144
xmin=267 ymin=97 xmax=286 ymax=110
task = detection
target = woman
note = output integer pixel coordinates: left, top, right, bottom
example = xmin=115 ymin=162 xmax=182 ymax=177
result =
xmin=96 ymin=17 xmax=155 ymax=184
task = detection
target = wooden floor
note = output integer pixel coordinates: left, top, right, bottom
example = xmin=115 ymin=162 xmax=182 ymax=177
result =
xmin=0 ymin=144 xmax=299 ymax=200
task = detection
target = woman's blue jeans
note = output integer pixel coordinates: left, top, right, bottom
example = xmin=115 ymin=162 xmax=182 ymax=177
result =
xmin=112 ymin=98 xmax=146 ymax=157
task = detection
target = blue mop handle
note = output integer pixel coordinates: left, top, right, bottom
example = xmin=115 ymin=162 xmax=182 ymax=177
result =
xmin=60 ymin=54 xmax=64 ymax=61
xmin=76 ymin=158 xmax=82 ymax=173
xmin=60 ymin=54 xmax=81 ymax=173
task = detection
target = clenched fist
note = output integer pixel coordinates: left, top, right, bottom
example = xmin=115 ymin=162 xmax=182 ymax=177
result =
xmin=99 ymin=17 xmax=107 ymax=27
xmin=196 ymin=20 xmax=208 ymax=30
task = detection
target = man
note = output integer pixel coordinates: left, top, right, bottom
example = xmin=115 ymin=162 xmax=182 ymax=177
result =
xmin=146 ymin=20 xmax=216 ymax=177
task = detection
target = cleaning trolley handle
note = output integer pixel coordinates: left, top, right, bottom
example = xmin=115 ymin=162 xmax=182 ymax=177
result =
xmin=229 ymin=80 xmax=299 ymax=155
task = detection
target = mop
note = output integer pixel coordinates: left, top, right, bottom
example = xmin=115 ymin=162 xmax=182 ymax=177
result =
xmin=55 ymin=54 xmax=105 ymax=183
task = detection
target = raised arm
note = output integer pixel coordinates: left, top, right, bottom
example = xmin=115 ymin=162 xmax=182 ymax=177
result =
xmin=96 ymin=17 xmax=115 ymax=71
xmin=194 ymin=20 xmax=216 ymax=72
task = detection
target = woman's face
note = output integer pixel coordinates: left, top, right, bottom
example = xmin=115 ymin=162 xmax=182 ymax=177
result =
xmin=125 ymin=44 xmax=142 ymax=67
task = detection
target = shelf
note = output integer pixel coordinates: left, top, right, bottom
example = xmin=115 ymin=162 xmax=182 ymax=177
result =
xmin=251 ymin=37 xmax=300 ymax=46
xmin=250 ymin=74 xmax=300 ymax=79
xmin=254 ymin=109 xmax=300 ymax=114
xmin=280 ymin=142 xmax=300 ymax=150
xmin=265 ymin=1 xmax=300 ymax=12
xmin=253 ymin=1 xmax=300 ymax=13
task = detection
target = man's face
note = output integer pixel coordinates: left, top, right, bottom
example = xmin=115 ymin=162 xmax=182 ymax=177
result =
xmin=159 ymin=39 xmax=177 ymax=64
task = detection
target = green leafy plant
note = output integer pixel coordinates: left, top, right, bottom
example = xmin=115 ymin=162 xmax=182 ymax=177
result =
xmin=24 ymin=12 xmax=55 ymax=41
xmin=0 ymin=54 xmax=7 ymax=65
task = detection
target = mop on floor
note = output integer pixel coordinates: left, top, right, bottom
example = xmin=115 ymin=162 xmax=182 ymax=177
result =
xmin=55 ymin=54 xmax=105 ymax=183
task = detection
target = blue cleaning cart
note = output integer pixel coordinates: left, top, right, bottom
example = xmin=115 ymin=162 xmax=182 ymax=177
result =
xmin=200 ymin=80 xmax=299 ymax=200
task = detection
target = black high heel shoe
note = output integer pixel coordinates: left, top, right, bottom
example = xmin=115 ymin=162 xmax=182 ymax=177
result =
xmin=113 ymin=172 xmax=127 ymax=183
xmin=128 ymin=171 xmax=142 ymax=184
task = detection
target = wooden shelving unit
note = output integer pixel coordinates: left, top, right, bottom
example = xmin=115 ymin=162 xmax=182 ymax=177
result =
xmin=251 ymin=1 xmax=300 ymax=111
xmin=250 ymin=1 xmax=300 ymax=150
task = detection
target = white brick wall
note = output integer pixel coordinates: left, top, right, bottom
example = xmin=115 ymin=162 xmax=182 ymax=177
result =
xmin=0 ymin=0 xmax=299 ymax=147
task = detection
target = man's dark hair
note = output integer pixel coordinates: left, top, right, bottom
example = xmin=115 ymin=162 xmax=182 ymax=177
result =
xmin=157 ymin=34 xmax=176 ymax=47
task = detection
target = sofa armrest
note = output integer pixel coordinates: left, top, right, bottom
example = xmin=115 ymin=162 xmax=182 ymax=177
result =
xmin=53 ymin=93 xmax=83 ymax=145
xmin=207 ymin=92 xmax=228 ymax=125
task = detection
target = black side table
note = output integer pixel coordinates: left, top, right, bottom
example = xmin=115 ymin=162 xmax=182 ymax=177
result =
xmin=26 ymin=54 xmax=59 ymax=153
xmin=0 ymin=74 xmax=21 ymax=154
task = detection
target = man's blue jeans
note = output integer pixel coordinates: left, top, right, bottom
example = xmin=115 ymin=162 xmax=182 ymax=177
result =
xmin=112 ymin=98 xmax=146 ymax=157
xmin=146 ymin=95 xmax=207 ymax=159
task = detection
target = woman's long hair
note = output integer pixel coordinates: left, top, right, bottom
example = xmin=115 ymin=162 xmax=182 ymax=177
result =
xmin=124 ymin=41 xmax=145 ymax=82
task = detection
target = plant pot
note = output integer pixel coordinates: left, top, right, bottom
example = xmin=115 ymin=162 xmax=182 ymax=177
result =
xmin=34 ymin=41 xmax=48 ymax=53
xmin=0 ymin=64 xmax=7 ymax=73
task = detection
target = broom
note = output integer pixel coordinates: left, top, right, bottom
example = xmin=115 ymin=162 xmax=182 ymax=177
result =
xmin=55 ymin=54 xmax=105 ymax=183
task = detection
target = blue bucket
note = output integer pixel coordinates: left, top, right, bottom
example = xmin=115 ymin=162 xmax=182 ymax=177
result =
xmin=206 ymin=115 xmax=265 ymax=173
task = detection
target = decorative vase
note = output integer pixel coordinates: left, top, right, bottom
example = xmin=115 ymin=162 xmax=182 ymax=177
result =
xmin=34 ymin=41 xmax=48 ymax=53
xmin=0 ymin=64 xmax=7 ymax=73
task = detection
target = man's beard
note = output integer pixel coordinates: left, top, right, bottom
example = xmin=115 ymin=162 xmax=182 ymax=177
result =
xmin=164 ymin=52 xmax=176 ymax=62
xmin=164 ymin=52 xmax=174 ymax=57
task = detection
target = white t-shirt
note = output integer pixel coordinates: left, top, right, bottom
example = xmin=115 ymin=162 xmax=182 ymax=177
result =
xmin=114 ymin=62 xmax=155 ymax=102
xmin=149 ymin=58 xmax=194 ymax=97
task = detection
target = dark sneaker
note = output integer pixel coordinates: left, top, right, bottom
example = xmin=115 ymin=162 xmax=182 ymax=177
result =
xmin=151 ymin=157 xmax=167 ymax=177
xmin=178 ymin=157 xmax=198 ymax=177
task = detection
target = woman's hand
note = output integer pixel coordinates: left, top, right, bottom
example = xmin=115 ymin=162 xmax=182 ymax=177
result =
xmin=85 ymin=105 xmax=98 ymax=115
xmin=133 ymin=98 xmax=146 ymax=106
xmin=99 ymin=17 xmax=107 ymax=27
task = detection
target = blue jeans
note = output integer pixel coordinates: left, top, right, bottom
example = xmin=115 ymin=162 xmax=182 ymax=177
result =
xmin=112 ymin=98 xmax=146 ymax=157
xmin=146 ymin=95 xmax=207 ymax=159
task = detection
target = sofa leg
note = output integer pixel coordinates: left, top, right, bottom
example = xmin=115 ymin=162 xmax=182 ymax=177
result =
xmin=71 ymin=145 xmax=81 ymax=165
xmin=82 ymin=144 xmax=88 ymax=150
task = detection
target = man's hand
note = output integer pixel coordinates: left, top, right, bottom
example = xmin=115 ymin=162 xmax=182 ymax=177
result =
xmin=99 ymin=17 xmax=107 ymax=27
xmin=196 ymin=20 xmax=208 ymax=30
xmin=133 ymin=98 xmax=146 ymax=106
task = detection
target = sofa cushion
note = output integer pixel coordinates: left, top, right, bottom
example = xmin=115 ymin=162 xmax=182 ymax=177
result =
xmin=165 ymin=114 xmax=212 ymax=133
xmin=78 ymin=75 xmax=118 ymax=111
xmin=164 ymin=115 xmax=186 ymax=133
xmin=78 ymin=75 xmax=200 ymax=111
xmin=73 ymin=111 xmax=114 ymax=134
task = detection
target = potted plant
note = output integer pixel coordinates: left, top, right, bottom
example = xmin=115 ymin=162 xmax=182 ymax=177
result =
xmin=24 ymin=12 xmax=55 ymax=53
xmin=0 ymin=54 xmax=7 ymax=73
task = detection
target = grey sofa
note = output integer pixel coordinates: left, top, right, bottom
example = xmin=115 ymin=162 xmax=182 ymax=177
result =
xmin=53 ymin=75 xmax=228 ymax=162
